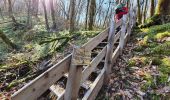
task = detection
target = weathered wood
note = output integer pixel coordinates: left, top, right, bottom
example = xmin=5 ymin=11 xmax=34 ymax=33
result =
xmin=104 ymin=16 xmax=116 ymax=84
xmin=64 ymin=47 xmax=84 ymax=100
xmin=112 ymin=46 xmax=120 ymax=64
xmin=113 ymin=31 xmax=121 ymax=45
xmin=82 ymin=68 xmax=105 ymax=100
xmin=119 ymin=15 xmax=128 ymax=55
xmin=11 ymin=54 xmax=71 ymax=100
xmin=72 ymin=66 xmax=83 ymax=99
xmin=81 ymin=46 xmax=106 ymax=83
xmin=50 ymin=85 xmax=64 ymax=100
xmin=83 ymin=28 xmax=109 ymax=51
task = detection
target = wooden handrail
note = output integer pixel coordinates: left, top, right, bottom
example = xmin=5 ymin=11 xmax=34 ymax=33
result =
xmin=11 ymin=7 xmax=136 ymax=100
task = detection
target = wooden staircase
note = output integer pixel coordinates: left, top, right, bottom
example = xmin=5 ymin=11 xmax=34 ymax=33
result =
xmin=11 ymin=7 xmax=137 ymax=100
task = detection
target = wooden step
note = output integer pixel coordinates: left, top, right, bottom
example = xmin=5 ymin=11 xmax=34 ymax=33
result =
xmin=50 ymin=84 xmax=65 ymax=100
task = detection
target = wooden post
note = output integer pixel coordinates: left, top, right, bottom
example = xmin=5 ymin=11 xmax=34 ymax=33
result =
xmin=119 ymin=15 xmax=128 ymax=55
xmin=64 ymin=47 xmax=90 ymax=99
xmin=127 ymin=10 xmax=133 ymax=37
xmin=104 ymin=17 xmax=116 ymax=84
xmin=64 ymin=64 xmax=83 ymax=100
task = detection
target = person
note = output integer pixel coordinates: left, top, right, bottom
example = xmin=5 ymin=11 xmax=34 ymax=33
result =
xmin=115 ymin=3 xmax=128 ymax=23
xmin=115 ymin=3 xmax=128 ymax=33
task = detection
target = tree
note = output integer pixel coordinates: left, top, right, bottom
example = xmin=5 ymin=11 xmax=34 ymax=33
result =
xmin=85 ymin=0 xmax=90 ymax=30
xmin=88 ymin=0 xmax=96 ymax=30
xmin=69 ymin=0 xmax=75 ymax=33
xmin=0 ymin=30 xmax=18 ymax=50
xmin=150 ymin=0 xmax=155 ymax=17
xmin=156 ymin=0 xmax=170 ymax=15
xmin=32 ymin=0 xmax=39 ymax=19
xmin=7 ymin=0 xmax=17 ymax=24
xmin=49 ymin=0 xmax=57 ymax=29
xmin=42 ymin=0 xmax=50 ymax=30
xmin=142 ymin=0 xmax=148 ymax=24
xmin=137 ymin=0 xmax=142 ymax=24
xmin=26 ymin=0 xmax=32 ymax=28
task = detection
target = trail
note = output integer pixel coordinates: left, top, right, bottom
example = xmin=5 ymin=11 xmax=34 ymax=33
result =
xmin=97 ymin=26 xmax=170 ymax=99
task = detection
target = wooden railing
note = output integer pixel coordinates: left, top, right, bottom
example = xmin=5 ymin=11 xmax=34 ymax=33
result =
xmin=11 ymin=7 xmax=137 ymax=100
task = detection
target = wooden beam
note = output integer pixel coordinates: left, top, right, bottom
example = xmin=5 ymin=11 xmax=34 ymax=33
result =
xmin=119 ymin=15 xmax=128 ymax=55
xmin=50 ymin=85 xmax=65 ymax=100
xmin=104 ymin=17 xmax=116 ymax=84
xmin=112 ymin=46 xmax=120 ymax=64
xmin=83 ymin=28 xmax=109 ymax=51
xmin=82 ymin=68 xmax=105 ymax=100
xmin=113 ymin=31 xmax=121 ymax=45
xmin=11 ymin=54 xmax=71 ymax=100
xmin=81 ymin=46 xmax=106 ymax=83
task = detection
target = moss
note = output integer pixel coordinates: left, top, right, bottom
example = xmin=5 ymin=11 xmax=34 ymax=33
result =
xmin=157 ymin=73 xmax=168 ymax=85
xmin=142 ymin=73 xmax=155 ymax=90
xmin=151 ymin=57 xmax=162 ymax=65
xmin=155 ymin=31 xmax=170 ymax=40
xmin=127 ymin=59 xmax=136 ymax=67
xmin=128 ymin=57 xmax=149 ymax=67
xmin=159 ymin=57 xmax=170 ymax=74
xmin=150 ymin=42 xmax=170 ymax=55
xmin=134 ymin=45 xmax=145 ymax=52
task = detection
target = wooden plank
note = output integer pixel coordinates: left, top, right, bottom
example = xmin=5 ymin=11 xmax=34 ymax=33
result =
xmin=119 ymin=15 xmax=128 ymax=55
xmin=124 ymin=28 xmax=130 ymax=44
xmin=112 ymin=46 xmax=120 ymax=64
xmin=83 ymin=28 xmax=109 ymax=51
xmin=57 ymin=93 xmax=64 ymax=100
xmin=82 ymin=68 xmax=105 ymax=100
xmin=11 ymin=54 xmax=72 ymax=100
xmin=81 ymin=46 xmax=106 ymax=83
xmin=104 ymin=17 xmax=116 ymax=84
xmin=113 ymin=31 xmax=121 ymax=45
xmin=49 ymin=85 xmax=65 ymax=100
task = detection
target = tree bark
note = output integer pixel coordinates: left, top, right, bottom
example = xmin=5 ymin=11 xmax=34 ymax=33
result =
xmin=69 ymin=0 xmax=75 ymax=33
xmin=7 ymin=0 xmax=17 ymax=24
xmin=150 ymin=0 xmax=155 ymax=17
xmin=85 ymin=0 xmax=90 ymax=30
xmin=0 ymin=30 xmax=18 ymax=50
xmin=88 ymin=0 xmax=96 ymax=30
xmin=32 ymin=0 xmax=39 ymax=18
xmin=156 ymin=0 xmax=170 ymax=15
xmin=137 ymin=0 xmax=142 ymax=24
xmin=42 ymin=0 xmax=50 ymax=30
xmin=142 ymin=0 xmax=148 ymax=24
xmin=49 ymin=0 xmax=57 ymax=29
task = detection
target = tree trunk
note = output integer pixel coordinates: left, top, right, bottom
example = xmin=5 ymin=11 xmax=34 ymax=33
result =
xmin=26 ymin=0 xmax=32 ymax=28
xmin=156 ymin=0 xmax=170 ymax=15
xmin=85 ymin=0 xmax=90 ymax=30
xmin=0 ymin=30 xmax=18 ymax=50
xmin=150 ymin=0 xmax=155 ymax=17
xmin=32 ymin=0 xmax=39 ymax=19
xmin=69 ymin=0 xmax=75 ymax=33
xmin=7 ymin=0 xmax=17 ymax=24
xmin=42 ymin=0 xmax=50 ymax=30
xmin=49 ymin=0 xmax=57 ymax=29
xmin=137 ymin=0 xmax=142 ymax=24
xmin=142 ymin=0 xmax=148 ymax=24
xmin=88 ymin=0 xmax=96 ymax=30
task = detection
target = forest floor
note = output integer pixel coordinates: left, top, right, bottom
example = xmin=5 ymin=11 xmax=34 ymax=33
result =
xmin=0 ymin=18 xmax=101 ymax=99
xmin=97 ymin=23 xmax=170 ymax=100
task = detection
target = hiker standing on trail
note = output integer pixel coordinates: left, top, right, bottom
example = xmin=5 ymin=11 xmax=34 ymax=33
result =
xmin=115 ymin=3 xmax=128 ymax=22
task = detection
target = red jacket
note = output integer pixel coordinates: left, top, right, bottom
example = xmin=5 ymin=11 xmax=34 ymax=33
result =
xmin=115 ymin=7 xmax=128 ymax=21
